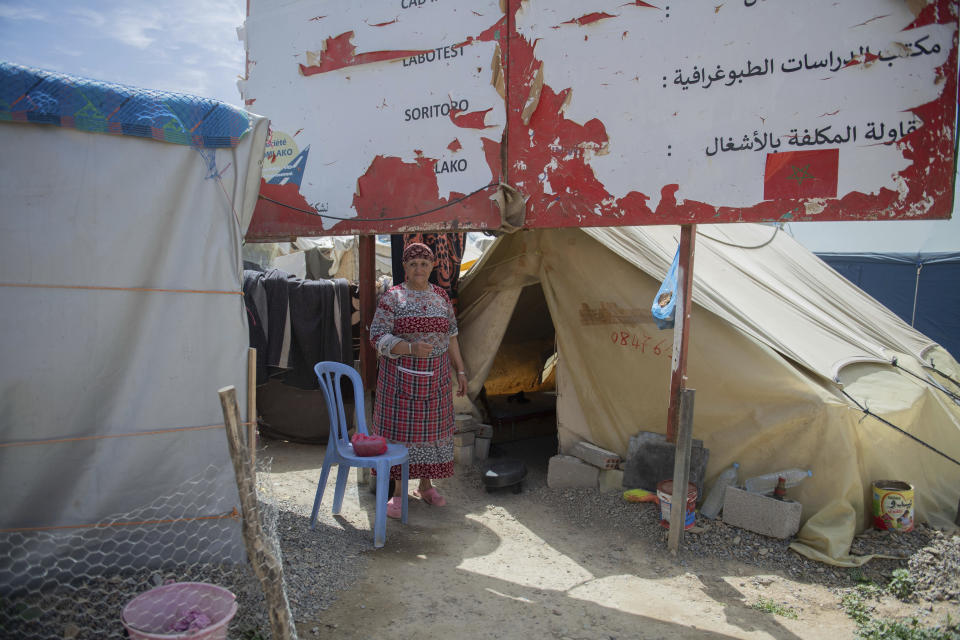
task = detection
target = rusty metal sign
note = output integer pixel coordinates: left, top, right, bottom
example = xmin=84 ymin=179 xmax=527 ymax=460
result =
xmin=242 ymin=0 xmax=958 ymax=239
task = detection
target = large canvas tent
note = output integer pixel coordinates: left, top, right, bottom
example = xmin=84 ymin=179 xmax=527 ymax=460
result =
xmin=456 ymin=224 xmax=960 ymax=564
xmin=0 ymin=63 xmax=268 ymax=574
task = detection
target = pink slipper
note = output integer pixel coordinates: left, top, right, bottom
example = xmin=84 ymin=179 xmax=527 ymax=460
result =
xmin=413 ymin=487 xmax=446 ymax=506
xmin=386 ymin=497 xmax=403 ymax=519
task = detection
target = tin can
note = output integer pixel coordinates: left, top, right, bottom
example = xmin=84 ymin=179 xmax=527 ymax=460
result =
xmin=872 ymin=480 xmax=914 ymax=531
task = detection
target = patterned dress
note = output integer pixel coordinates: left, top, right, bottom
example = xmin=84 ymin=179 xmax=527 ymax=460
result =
xmin=370 ymin=282 xmax=457 ymax=480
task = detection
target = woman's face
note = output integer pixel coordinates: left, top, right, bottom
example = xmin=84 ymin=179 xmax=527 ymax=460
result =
xmin=403 ymin=257 xmax=433 ymax=288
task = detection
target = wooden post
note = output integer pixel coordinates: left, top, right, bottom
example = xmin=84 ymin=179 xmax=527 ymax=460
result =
xmin=358 ymin=235 xmax=377 ymax=391
xmin=666 ymin=224 xmax=696 ymax=443
xmin=218 ymin=386 xmax=297 ymax=640
xmin=668 ymin=388 xmax=696 ymax=556
xmin=247 ymin=347 xmax=257 ymax=468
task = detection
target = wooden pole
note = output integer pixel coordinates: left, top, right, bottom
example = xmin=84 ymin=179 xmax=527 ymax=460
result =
xmin=247 ymin=347 xmax=257 ymax=469
xmin=358 ymin=235 xmax=377 ymax=390
xmin=666 ymin=224 xmax=696 ymax=443
xmin=668 ymin=388 xmax=696 ymax=556
xmin=218 ymin=386 xmax=297 ymax=640
xmin=357 ymin=236 xmax=378 ymax=488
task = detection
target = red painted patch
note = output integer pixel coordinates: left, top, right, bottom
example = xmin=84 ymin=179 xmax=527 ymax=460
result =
xmin=368 ymin=19 xmax=398 ymax=27
xmin=449 ymin=108 xmax=492 ymax=129
xmin=481 ymin=137 xmax=503 ymax=183
xmin=352 ymin=156 xmax=442 ymax=221
xmin=477 ymin=15 xmax=507 ymax=42
xmin=309 ymin=15 xmax=326 ymax=21
xmin=562 ymin=12 xmax=617 ymax=27
xmin=247 ymin=180 xmax=321 ymax=239
xmin=622 ymin=1 xmax=659 ymax=7
xmin=299 ymin=31 xmax=430 ymax=75
xmin=764 ymin=149 xmax=839 ymax=200
xmin=447 ymin=138 xmax=462 ymax=152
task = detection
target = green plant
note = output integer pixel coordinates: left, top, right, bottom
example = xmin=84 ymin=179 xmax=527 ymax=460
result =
xmin=886 ymin=569 xmax=915 ymax=600
xmin=841 ymin=583 xmax=959 ymax=639
xmin=841 ymin=584 xmax=884 ymax=626
xmin=750 ymin=597 xmax=799 ymax=619
xmin=238 ymin=627 xmax=268 ymax=640
xmin=850 ymin=567 xmax=874 ymax=584
xmin=857 ymin=615 xmax=960 ymax=640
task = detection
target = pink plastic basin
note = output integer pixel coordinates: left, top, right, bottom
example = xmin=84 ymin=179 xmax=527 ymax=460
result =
xmin=121 ymin=582 xmax=237 ymax=640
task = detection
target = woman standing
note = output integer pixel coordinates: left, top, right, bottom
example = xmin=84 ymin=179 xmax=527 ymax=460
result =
xmin=370 ymin=243 xmax=467 ymax=518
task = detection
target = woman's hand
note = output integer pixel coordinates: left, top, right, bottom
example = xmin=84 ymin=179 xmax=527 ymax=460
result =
xmin=455 ymin=371 xmax=467 ymax=397
xmin=409 ymin=340 xmax=433 ymax=358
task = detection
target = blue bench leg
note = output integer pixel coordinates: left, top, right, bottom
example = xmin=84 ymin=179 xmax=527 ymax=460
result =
xmin=310 ymin=461 xmax=333 ymax=530
xmin=401 ymin=462 xmax=409 ymax=524
xmin=331 ymin=464 xmax=350 ymax=515
xmin=373 ymin=462 xmax=390 ymax=548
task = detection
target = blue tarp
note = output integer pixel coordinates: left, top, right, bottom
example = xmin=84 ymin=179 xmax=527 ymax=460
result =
xmin=0 ymin=61 xmax=251 ymax=148
xmin=818 ymin=252 xmax=960 ymax=359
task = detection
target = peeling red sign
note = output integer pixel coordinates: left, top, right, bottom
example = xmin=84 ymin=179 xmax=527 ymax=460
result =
xmin=242 ymin=0 xmax=957 ymax=240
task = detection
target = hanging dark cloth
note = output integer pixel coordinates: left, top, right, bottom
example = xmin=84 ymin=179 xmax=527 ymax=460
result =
xmin=390 ymin=232 xmax=466 ymax=309
xmin=242 ymin=268 xmax=353 ymax=388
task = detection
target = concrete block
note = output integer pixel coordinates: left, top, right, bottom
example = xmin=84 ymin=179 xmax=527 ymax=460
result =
xmin=722 ymin=487 xmax=802 ymax=539
xmin=454 ymin=431 xmax=475 ymax=447
xmin=474 ymin=435 xmax=491 ymax=461
xmin=475 ymin=423 xmax=493 ymax=438
xmin=599 ymin=469 xmax=624 ymax=493
xmin=548 ymin=455 xmax=599 ymax=489
xmin=570 ymin=441 xmax=621 ymax=469
xmin=455 ymin=414 xmax=478 ymax=432
xmin=453 ymin=444 xmax=474 ymax=466
xmin=622 ymin=430 xmax=709 ymax=498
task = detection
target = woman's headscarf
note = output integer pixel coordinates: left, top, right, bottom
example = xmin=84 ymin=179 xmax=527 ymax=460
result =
xmin=402 ymin=242 xmax=435 ymax=263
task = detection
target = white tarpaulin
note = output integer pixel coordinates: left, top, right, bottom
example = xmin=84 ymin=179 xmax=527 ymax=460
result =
xmin=0 ymin=64 xmax=268 ymax=569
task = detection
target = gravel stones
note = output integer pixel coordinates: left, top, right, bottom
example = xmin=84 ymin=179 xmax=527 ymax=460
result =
xmin=908 ymin=534 xmax=960 ymax=601
xmin=485 ymin=464 xmax=959 ymax=602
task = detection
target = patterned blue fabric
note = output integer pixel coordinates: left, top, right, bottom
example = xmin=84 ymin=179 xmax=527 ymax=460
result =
xmin=0 ymin=61 xmax=251 ymax=148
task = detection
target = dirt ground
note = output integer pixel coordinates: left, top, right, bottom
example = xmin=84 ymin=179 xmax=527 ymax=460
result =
xmin=261 ymin=435 xmax=950 ymax=640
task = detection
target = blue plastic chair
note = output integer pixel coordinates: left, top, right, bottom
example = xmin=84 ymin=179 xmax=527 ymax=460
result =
xmin=309 ymin=361 xmax=409 ymax=548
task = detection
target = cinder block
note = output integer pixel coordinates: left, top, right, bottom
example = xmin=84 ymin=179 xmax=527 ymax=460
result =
xmin=722 ymin=487 xmax=802 ymax=539
xmin=570 ymin=441 xmax=622 ymax=469
xmin=548 ymin=455 xmax=599 ymax=489
xmin=453 ymin=444 xmax=474 ymax=466
xmin=454 ymin=431 xmax=475 ymax=447
xmin=622 ymin=430 xmax=709 ymax=498
xmin=475 ymin=423 xmax=493 ymax=438
xmin=599 ymin=469 xmax=624 ymax=493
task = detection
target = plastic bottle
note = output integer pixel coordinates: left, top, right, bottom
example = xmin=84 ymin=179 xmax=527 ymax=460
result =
xmin=744 ymin=468 xmax=812 ymax=495
xmin=699 ymin=463 xmax=739 ymax=519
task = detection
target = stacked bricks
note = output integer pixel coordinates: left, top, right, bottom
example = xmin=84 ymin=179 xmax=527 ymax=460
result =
xmin=547 ymin=455 xmax=599 ymax=489
xmin=570 ymin=442 xmax=620 ymax=469
xmin=548 ymin=441 xmax=623 ymax=491
xmin=453 ymin=414 xmax=477 ymax=465
xmin=722 ymin=487 xmax=802 ymax=539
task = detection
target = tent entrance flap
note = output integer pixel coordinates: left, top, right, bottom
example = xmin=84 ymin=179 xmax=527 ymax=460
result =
xmin=476 ymin=283 xmax=557 ymax=442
